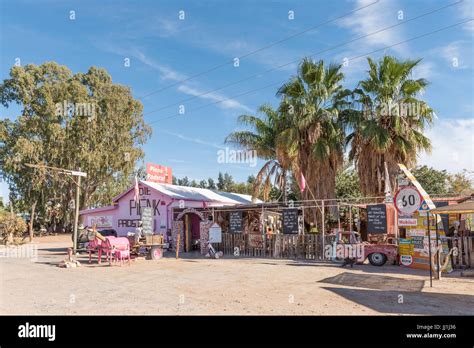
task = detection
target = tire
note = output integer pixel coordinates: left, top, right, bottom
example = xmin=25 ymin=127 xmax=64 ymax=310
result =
xmin=368 ymin=252 xmax=387 ymax=266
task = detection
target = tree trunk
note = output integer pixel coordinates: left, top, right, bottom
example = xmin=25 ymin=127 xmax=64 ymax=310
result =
xmin=29 ymin=201 xmax=37 ymax=242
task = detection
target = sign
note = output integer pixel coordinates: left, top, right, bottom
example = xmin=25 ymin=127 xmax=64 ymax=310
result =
xmin=282 ymin=209 xmax=299 ymax=234
xmin=398 ymin=217 xmax=418 ymax=226
xmin=367 ymin=204 xmax=387 ymax=234
xmin=399 ymin=238 xmax=414 ymax=266
xmin=208 ymin=223 xmax=222 ymax=243
xmin=394 ymin=186 xmax=422 ymax=216
xmin=229 ymin=211 xmax=243 ymax=233
xmin=146 ymin=163 xmax=172 ymax=184
xmin=87 ymin=215 xmax=113 ymax=228
xmin=397 ymin=178 xmax=409 ymax=187
xmin=141 ymin=207 xmax=153 ymax=235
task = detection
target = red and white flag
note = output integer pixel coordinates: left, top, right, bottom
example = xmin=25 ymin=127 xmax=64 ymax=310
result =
xmin=299 ymin=172 xmax=306 ymax=193
xmin=134 ymin=176 xmax=140 ymax=202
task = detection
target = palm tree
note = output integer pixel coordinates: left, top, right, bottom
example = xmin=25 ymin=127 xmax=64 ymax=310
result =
xmin=225 ymin=104 xmax=291 ymax=201
xmin=276 ymin=58 xmax=351 ymax=209
xmin=347 ymin=56 xmax=434 ymax=196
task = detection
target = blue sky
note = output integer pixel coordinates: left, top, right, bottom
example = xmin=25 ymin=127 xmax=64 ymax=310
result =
xmin=1 ymin=0 xmax=473 ymax=201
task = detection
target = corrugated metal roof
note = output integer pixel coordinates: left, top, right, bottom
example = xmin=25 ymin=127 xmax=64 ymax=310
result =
xmin=141 ymin=181 xmax=260 ymax=205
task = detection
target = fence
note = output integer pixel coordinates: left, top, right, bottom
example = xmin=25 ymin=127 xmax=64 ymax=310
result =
xmin=446 ymin=236 xmax=474 ymax=269
xmin=215 ymin=233 xmax=334 ymax=260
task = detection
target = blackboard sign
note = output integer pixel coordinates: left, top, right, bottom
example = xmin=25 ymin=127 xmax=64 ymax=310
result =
xmin=367 ymin=204 xmax=387 ymax=234
xmin=282 ymin=209 xmax=299 ymax=234
xmin=141 ymin=207 xmax=153 ymax=235
xmin=434 ymin=201 xmax=449 ymax=234
xmin=229 ymin=211 xmax=243 ymax=233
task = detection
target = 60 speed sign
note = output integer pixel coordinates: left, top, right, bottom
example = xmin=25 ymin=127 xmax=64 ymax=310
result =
xmin=394 ymin=186 xmax=422 ymax=215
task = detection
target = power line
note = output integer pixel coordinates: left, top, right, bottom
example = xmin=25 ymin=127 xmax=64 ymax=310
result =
xmin=146 ymin=18 xmax=473 ymax=127
xmin=143 ymin=0 xmax=463 ymax=117
xmin=137 ymin=0 xmax=380 ymax=100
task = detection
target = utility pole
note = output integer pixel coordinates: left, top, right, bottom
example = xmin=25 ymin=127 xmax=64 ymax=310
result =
xmin=25 ymin=163 xmax=87 ymax=254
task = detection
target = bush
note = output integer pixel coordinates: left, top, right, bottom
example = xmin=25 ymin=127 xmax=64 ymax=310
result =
xmin=0 ymin=210 xmax=27 ymax=243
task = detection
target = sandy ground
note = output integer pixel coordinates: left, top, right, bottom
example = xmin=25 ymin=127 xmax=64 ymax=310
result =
xmin=0 ymin=235 xmax=473 ymax=315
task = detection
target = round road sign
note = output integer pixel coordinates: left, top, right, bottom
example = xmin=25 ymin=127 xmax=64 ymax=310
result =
xmin=394 ymin=186 xmax=422 ymax=215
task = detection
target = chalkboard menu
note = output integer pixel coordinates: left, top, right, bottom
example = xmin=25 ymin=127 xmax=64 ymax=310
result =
xmin=141 ymin=207 xmax=153 ymax=235
xmin=282 ymin=209 xmax=299 ymax=234
xmin=229 ymin=211 xmax=243 ymax=233
xmin=367 ymin=204 xmax=387 ymax=234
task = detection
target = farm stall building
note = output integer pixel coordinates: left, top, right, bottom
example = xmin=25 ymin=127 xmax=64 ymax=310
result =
xmin=79 ymin=180 xmax=257 ymax=252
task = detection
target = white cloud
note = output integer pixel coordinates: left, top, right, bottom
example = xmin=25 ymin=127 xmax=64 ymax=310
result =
xmin=133 ymin=50 xmax=188 ymax=81
xmin=440 ymin=41 xmax=471 ymax=69
xmin=159 ymin=130 xmax=224 ymax=149
xmin=458 ymin=0 xmax=474 ymax=33
xmin=418 ymin=118 xmax=474 ymax=172
xmin=177 ymin=84 xmax=253 ymax=113
xmin=338 ymin=0 xmax=407 ymax=54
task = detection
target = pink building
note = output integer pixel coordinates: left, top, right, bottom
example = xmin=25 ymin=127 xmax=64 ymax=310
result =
xmin=79 ymin=180 xmax=256 ymax=246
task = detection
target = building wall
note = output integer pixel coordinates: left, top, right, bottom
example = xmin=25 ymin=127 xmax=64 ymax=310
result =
xmin=80 ymin=183 xmax=216 ymax=238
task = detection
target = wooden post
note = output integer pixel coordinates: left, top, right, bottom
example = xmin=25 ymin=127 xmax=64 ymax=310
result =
xmin=321 ymin=200 xmax=325 ymax=261
xmin=435 ymin=214 xmax=441 ymax=280
xmin=73 ymin=168 xmax=81 ymax=254
xmin=176 ymin=233 xmax=180 ymax=259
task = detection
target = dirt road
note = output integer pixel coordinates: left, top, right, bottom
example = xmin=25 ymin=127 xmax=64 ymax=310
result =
xmin=1 ymin=235 xmax=473 ymax=315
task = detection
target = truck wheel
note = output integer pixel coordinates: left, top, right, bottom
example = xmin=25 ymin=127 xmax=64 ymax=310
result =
xmin=368 ymin=253 xmax=387 ymax=266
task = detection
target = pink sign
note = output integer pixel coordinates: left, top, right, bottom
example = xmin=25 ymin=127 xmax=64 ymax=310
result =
xmin=146 ymin=163 xmax=172 ymax=184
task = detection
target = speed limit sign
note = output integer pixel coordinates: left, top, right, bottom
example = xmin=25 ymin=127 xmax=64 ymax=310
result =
xmin=394 ymin=186 xmax=422 ymax=215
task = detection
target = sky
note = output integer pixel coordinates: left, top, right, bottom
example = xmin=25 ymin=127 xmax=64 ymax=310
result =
xmin=0 ymin=0 xmax=473 ymax=202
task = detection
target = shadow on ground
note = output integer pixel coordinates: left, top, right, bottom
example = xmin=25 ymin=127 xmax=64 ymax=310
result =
xmin=321 ymin=286 xmax=474 ymax=315
xmin=319 ymin=272 xmax=425 ymax=292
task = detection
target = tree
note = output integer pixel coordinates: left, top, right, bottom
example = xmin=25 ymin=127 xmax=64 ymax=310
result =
xmin=411 ymin=165 xmax=448 ymax=195
xmin=347 ymin=56 xmax=433 ymax=196
xmin=225 ymin=105 xmax=289 ymax=201
xmin=198 ymin=180 xmax=207 ymax=188
xmin=335 ymin=162 xmax=362 ymax=199
xmin=177 ymin=176 xmax=190 ymax=186
xmin=0 ymin=206 xmax=27 ymax=244
xmin=207 ymin=178 xmax=216 ymax=189
xmin=277 ymin=58 xmax=350 ymax=220
xmin=217 ymin=172 xmax=225 ymax=191
xmin=0 ymin=62 xmax=151 ymax=237
xmin=447 ymin=170 xmax=473 ymax=195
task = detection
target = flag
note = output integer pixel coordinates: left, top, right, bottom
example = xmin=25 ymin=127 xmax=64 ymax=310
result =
xmin=134 ymin=176 xmax=140 ymax=202
xmin=299 ymin=172 xmax=306 ymax=193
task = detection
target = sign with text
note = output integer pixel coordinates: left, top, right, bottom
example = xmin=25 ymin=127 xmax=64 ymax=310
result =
xmin=282 ymin=209 xmax=299 ymax=234
xmin=367 ymin=204 xmax=387 ymax=234
xmin=146 ymin=163 xmax=172 ymax=184
xmin=398 ymin=217 xmax=418 ymax=226
xmin=229 ymin=211 xmax=243 ymax=233
xmin=394 ymin=186 xmax=422 ymax=216
xmin=209 ymin=223 xmax=222 ymax=243
xmin=141 ymin=207 xmax=153 ymax=235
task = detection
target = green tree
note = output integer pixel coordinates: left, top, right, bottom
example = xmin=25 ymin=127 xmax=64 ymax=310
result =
xmin=207 ymin=178 xmax=216 ymax=189
xmin=347 ymin=56 xmax=433 ymax=196
xmin=448 ymin=170 xmax=473 ymax=195
xmin=411 ymin=165 xmax=448 ymax=195
xmin=335 ymin=162 xmax=362 ymax=199
xmin=0 ymin=62 xmax=151 ymax=238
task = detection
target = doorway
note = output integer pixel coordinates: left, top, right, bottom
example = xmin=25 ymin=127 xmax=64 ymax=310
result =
xmin=183 ymin=213 xmax=201 ymax=252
